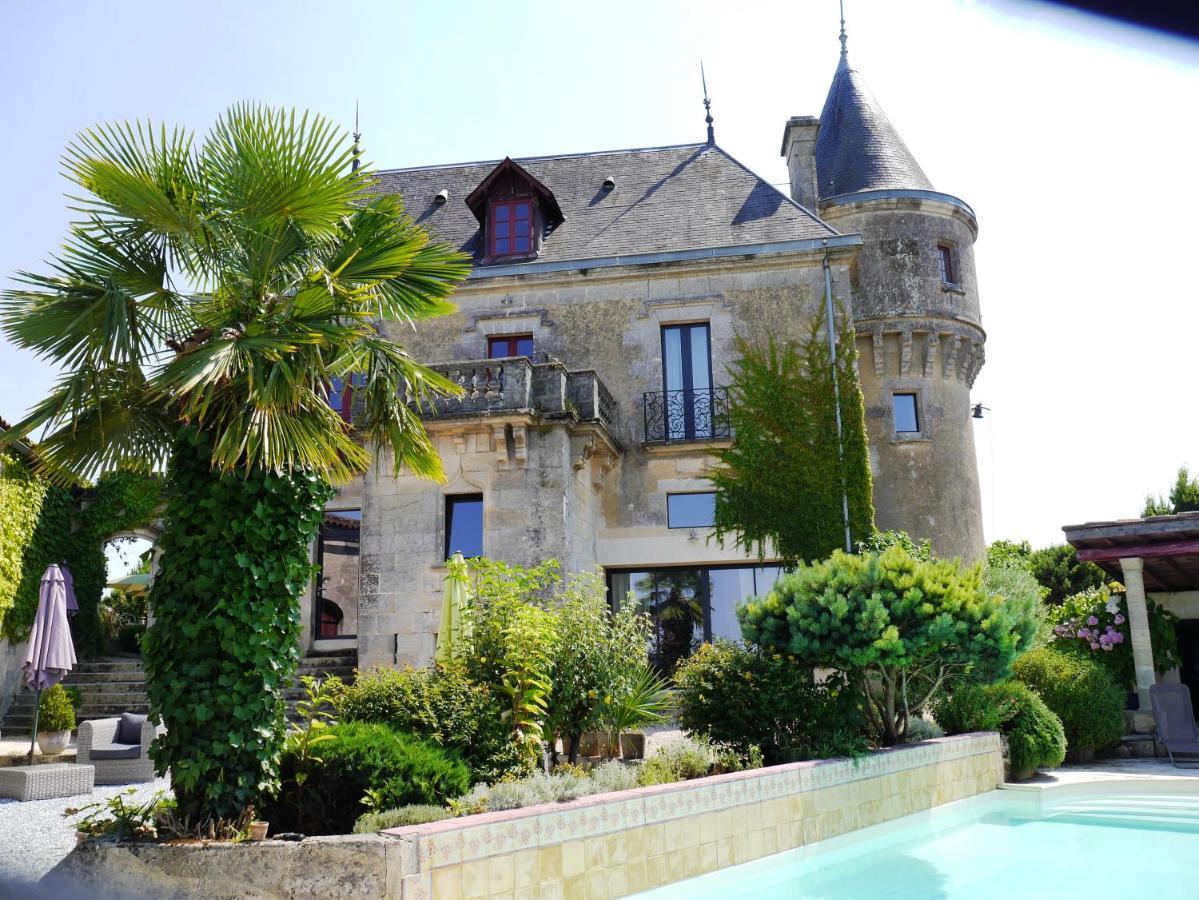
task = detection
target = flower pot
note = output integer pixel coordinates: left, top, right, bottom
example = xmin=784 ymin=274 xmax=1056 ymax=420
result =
xmin=75 ymin=831 xmax=88 ymax=846
xmin=1010 ymin=766 xmax=1036 ymax=782
xmin=37 ymin=730 xmax=70 ymax=755
xmin=577 ymin=732 xmax=606 ymax=757
xmin=248 ymin=821 xmax=269 ymax=842
xmin=619 ymin=733 xmax=646 ymax=760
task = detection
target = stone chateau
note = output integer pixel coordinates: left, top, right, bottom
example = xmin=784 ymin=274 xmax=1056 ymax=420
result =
xmin=307 ymin=37 xmax=988 ymax=671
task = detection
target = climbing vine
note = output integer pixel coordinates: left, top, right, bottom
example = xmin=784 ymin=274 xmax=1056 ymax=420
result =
xmin=0 ymin=451 xmax=161 ymax=652
xmin=709 ymin=306 xmax=875 ymax=566
xmin=142 ymin=428 xmax=333 ymax=821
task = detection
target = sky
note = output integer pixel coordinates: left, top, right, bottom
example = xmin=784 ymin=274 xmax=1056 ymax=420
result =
xmin=1 ymin=0 xmax=1196 ymax=554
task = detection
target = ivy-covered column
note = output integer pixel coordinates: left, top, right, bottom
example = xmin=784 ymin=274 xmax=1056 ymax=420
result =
xmin=142 ymin=429 xmax=332 ymax=822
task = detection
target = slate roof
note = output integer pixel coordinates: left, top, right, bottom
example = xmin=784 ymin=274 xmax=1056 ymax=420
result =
xmin=373 ymin=143 xmax=838 ymax=267
xmin=815 ymin=54 xmax=933 ymax=199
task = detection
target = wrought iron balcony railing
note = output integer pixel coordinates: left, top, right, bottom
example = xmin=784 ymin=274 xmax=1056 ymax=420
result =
xmin=643 ymin=387 xmax=730 ymax=443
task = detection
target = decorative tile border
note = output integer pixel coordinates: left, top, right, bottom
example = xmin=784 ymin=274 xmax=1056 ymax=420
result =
xmin=383 ymin=732 xmax=1002 ymax=898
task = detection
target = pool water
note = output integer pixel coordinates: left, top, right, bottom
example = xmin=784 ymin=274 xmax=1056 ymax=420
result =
xmin=633 ymin=787 xmax=1199 ymax=899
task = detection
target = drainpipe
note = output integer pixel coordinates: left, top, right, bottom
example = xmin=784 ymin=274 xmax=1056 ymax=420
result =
xmin=823 ymin=243 xmax=853 ymax=554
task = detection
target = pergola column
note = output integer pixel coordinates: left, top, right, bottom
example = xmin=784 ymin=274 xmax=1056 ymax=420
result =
xmin=1119 ymin=556 xmax=1157 ymax=716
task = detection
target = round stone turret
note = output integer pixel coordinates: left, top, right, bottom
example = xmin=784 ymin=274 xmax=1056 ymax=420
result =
xmin=784 ymin=50 xmax=986 ymax=561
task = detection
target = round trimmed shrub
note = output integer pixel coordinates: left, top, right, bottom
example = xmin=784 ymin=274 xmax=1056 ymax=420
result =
xmin=934 ymin=682 xmax=1066 ymax=779
xmin=264 ymin=723 xmax=471 ymax=836
xmin=673 ymin=640 xmax=866 ymax=764
xmin=37 ymin=684 xmax=76 ymax=733
xmin=1012 ymin=647 xmax=1124 ymax=760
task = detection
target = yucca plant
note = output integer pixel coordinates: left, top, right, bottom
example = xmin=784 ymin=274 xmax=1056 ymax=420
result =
xmin=0 ymin=104 xmax=469 ymax=821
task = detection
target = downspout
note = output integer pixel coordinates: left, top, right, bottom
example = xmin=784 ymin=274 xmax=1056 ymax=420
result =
xmin=823 ymin=242 xmax=853 ymax=553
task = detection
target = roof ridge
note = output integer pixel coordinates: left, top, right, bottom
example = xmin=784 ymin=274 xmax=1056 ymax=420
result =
xmin=708 ymin=145 xmax=841 ymax=237
xmin=375 ymin=141 xmax=708 ymax=175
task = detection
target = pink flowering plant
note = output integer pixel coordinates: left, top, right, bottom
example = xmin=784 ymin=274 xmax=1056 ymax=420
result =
xmin=1047 ymin=586 xmax=1179 ymax=691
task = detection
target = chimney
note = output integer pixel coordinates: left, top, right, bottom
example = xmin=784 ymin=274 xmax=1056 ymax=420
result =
xmin=780 ymin=116 xmax=821 ymax=211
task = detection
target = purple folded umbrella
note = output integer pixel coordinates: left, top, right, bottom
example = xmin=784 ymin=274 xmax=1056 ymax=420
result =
xmin=22 ymin=565 xmax=77 ymax=691
xmin=61 ymin=563 xmax=78 ymax=617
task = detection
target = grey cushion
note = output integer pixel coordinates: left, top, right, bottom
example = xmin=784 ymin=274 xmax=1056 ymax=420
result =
xmin=89 ymin=742 xmax=142 ymax=760
xmin=117 ymin=713 xmax=147 ymax=745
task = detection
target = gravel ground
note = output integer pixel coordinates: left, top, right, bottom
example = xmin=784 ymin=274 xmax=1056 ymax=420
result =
xmin=0 ymin=777 xmax=171 ymax=884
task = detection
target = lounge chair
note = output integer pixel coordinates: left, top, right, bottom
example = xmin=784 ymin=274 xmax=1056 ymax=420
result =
xmin=77 ymin=714 xmax=162 ymax=784
xmin=1150 ymin=683 xmax=1199 ymax=767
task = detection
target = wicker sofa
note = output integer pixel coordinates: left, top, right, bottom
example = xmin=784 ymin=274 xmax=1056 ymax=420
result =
xmin=77 ymin=715 xmax=162 ymax=785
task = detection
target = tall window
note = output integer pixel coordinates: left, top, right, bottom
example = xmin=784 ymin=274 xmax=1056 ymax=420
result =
xmin=489 ymin=199 xmax=533 ymax=257
xmin=315 ymin=509 xmax=360 ymax=638
xmin=937 ymin=244 xmax=957 ymax=286
xmin=326 ymin=374 xmax=365 ymax=422
xmin=661 ymin=323 xmax=713 ymax=440
xmin=893 ymin=393 xmax=920 ymax=434
xmin=445 ymin=494 xmax=484 ymax=559
xmin=487 ymin=335 xmax=534 ymax=358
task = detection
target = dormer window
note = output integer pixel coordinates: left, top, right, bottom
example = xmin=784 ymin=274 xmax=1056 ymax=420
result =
xmin=490 ymin=199 xmax=533 ymax=257
xmin=465 ymin=157 xmax=565 ymax=265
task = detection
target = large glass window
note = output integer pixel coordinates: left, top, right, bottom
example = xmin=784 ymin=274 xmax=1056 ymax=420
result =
xmin=445 ymin=494 xmax=484 ymax=559
xmin=667 ymin=492 xmax=716 ymax=529
xmin=315 ymin=509 xmax=360 ymax=638
xmin=661 ymin=323 xmax=713 ymax=440
xmin=608 ymin=564 xmax=783 ymax=672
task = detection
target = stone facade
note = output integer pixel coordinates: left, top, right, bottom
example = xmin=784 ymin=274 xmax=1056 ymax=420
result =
xmin=302 ymin=45 xmax=989 ymax=664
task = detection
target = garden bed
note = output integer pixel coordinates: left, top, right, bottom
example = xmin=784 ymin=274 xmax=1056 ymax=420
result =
xmin=52 ymin=733 xmax=1001 ymax=899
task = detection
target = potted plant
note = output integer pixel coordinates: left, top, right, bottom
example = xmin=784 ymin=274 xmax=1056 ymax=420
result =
xmin=604 ymin=665 xmax=674 ymax=759
xmin=36 ymin=684 xmax=76 ymax=755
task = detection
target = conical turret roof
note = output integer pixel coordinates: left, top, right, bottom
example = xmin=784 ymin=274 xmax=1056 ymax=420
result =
xmin=814 ymin=53 xmax=933 ymax=199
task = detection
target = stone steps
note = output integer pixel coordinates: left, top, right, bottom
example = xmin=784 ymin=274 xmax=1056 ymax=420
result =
xmin=2 ymin=649 xmax=357 ymax=734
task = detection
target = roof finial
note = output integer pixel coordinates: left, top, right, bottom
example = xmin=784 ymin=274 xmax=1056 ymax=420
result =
xmin=351 ymin=101 xmax=362 ymax=173
xmin=701 ymin=62 xmax=715 ymax=146
xmin=839 ymin=0 xmax=848 ymax=58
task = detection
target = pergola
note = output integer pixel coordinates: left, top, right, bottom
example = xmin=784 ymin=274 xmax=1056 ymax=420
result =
xmin=1064 ymin=510 xmax=1199 ymax=727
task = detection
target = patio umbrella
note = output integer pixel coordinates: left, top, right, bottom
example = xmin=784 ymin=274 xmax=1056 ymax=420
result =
xmin=435 ymin=553 xmax=472 ymax=667
xmin=21 ymin=564 xmax=77 ymax=761
xmin=61 ymin=562 xmax=78 ymax=616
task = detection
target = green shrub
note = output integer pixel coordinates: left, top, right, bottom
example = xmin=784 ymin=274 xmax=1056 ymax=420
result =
xmin=740 ymin=546 xmax=1035 ymax=744
xmin=38 ymin=684 xmax=76 ymax=732
xmin=1013 ymin=647 xmax=1124 ymax=758
xmin=674 ymin=640 xmax=866 ymax=763
xmin=263 ymin=723 xmax=471 ymax=836
xmin=636 ymin=737 xmax=714 ymax=787
xmin=336 ymin=664 xmax=519 ymax=783
xmin=352 ymin=804 xmax=451 ymax=834
xmin=934 ymin=682 xmax=1066 ymax=778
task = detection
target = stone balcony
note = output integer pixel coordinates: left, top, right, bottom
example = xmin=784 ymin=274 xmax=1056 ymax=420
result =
xmin=421 ymin=356 xmax=618 ymax=435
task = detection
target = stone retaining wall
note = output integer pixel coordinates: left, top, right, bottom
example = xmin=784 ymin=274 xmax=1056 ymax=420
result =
xmin=386 ymin=732 xmax=1002 ymax=899
xmin=52 ymin=733 xmax=1002 ymax=899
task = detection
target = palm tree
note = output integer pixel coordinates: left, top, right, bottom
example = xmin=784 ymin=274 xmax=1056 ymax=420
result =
xmin=1 ymin=104 xmax=469 ymax=823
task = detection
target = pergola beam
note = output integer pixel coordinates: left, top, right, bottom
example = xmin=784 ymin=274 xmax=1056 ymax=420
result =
xmin=1076 ymin=539 xmax=1199 ymax=562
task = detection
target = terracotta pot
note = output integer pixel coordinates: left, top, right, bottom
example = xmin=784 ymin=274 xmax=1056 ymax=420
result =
xmin=249 ymin=821 xmax=270 ymax=842
xmin=37 ymin=730 xmax=70 ymax=755
xmin=75 ymin=831 xmax=88 ymax=846
xmin=577 ymin=732 xmax=606 ymax=757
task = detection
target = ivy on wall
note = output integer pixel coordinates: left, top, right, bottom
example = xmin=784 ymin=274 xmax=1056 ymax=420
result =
xmin=709 ymin=308 xmax=875 ymax=566
xmin=0 ymin=451 xmax=161 ymax=653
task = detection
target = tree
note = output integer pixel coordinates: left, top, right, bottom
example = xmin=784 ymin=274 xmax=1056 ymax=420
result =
xmin=1142 ymin=466 xmax=1199 ymax=516
xmin=1026 ymin=544 xmax=1107 ymax=605
xmin=0 ymin=105 xmax=469 ymax=823
xmin=739 ymin=545 xmax=1034 ymax=745
xmin=710 ymin=309 xmax=874 ymax=566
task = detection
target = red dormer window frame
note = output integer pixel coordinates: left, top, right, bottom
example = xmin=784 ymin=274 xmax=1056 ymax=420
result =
xmin=488 ymin=198 xmax=535 ymax=259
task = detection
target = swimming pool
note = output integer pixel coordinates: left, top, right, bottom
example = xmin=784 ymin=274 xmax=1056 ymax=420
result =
xmin=632 ymin=782 xmax=1199 ymax=899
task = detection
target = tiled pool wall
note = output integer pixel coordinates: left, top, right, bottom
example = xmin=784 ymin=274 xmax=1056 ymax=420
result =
xmin=383 ymin=732 xmax=1003 ymax=900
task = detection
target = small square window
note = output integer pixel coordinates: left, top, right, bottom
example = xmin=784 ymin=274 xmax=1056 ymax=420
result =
xmin=487 ymin=335 xmax=534 ymax=359
xmin=893 ymin=393 xmax=920 ymax=434
xmin=937 ymin=244 xmax=957 ymax=286
xmin=489 ymin=199 xmax=534 ymax=258
xmin=667 ymin=492 xmax=716 ymax=529
xmin=445 ymin=494 xmax=483 ymax=559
